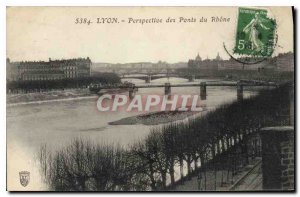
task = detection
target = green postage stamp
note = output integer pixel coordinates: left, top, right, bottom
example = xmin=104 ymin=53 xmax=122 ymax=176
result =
xmin=234 ymin=7 xmax=276 ymax=57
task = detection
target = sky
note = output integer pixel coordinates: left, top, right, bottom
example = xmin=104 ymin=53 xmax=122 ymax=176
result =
xmin=7 ymin=7 xmax=294 ymax=63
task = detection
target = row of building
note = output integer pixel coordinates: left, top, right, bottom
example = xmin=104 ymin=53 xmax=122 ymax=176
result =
xmin=7 ymin=57 xmax=92 ymax=81
xmin=92 ymin=60 xmax=187 ymax=74
xmin=7 ymin=52 xmax=293 ymax=82
xmin=188 ymin=52 xmax=294 ymax=72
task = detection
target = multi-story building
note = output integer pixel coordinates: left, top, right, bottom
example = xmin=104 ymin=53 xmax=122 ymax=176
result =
xmin=188 ymin=52 xmax=294 ymax=72
xmin=6 ymin=57 xmax=91 ymax=81
xmin=274 ymin=52 xmax=294 ymax=72
xmin=6 ymin=58 xmax=18 ymax=81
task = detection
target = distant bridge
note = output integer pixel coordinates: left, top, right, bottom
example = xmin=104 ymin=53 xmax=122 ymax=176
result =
xmin=120 ymin=73 xmax=200 ymax=83
xmin=89 ymin=81 xmax=278 ymax=100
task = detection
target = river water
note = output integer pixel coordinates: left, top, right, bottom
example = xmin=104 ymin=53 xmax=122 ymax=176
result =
xmin=7 ymin=77 xmax=258 ymax=190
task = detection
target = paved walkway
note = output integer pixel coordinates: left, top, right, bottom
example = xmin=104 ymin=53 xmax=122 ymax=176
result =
xmin=172 ymin=157 xmax=262 ymax=191
xmin=229 ymin=159 xmax=262 ymax=191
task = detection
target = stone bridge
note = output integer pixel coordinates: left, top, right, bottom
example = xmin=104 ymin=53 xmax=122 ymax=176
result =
xmin=89 ymin=81 xmax=278 ymax=100
xmin=120 ymin=73 xmax=198 ymax=83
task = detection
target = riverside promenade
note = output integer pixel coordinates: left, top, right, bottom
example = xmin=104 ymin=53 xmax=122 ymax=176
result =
xmin=172 ymin=157 xmax=262 ymax=191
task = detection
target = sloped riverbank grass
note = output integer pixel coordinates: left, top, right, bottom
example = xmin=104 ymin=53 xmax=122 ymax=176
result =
xmin=39 ymin=84 xmax=292 ymax=191
xmin=108 ymin=110 xmax=202 ymax=125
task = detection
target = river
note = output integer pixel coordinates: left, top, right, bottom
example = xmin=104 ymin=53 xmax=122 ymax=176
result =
xmin=7 ymin=77 xmax=258 ymax=190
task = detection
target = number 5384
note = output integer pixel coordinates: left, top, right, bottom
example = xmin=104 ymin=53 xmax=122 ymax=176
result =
xmin=75 ymin=18 xmax=92 ymax=25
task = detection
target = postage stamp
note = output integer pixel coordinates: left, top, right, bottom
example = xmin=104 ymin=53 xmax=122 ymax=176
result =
xmin=234 ymin=7 xmax=276 ymax=57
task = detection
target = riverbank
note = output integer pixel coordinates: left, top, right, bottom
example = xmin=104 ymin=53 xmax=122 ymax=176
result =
xmin=6 ymin=88 xmax=126 ymax=106
xmin=7 ymin=88 xmax=91 ymax=104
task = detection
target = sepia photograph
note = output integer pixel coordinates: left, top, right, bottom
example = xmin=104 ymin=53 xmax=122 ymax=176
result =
xmin=6 ymin=6 xmax=295 ymax=191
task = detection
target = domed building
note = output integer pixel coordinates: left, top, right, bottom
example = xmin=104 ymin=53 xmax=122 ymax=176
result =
xmin=195 ymin=53 xmax=202 ymax=61
xmin=187 ymin=52 xmax=219 ymax=70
